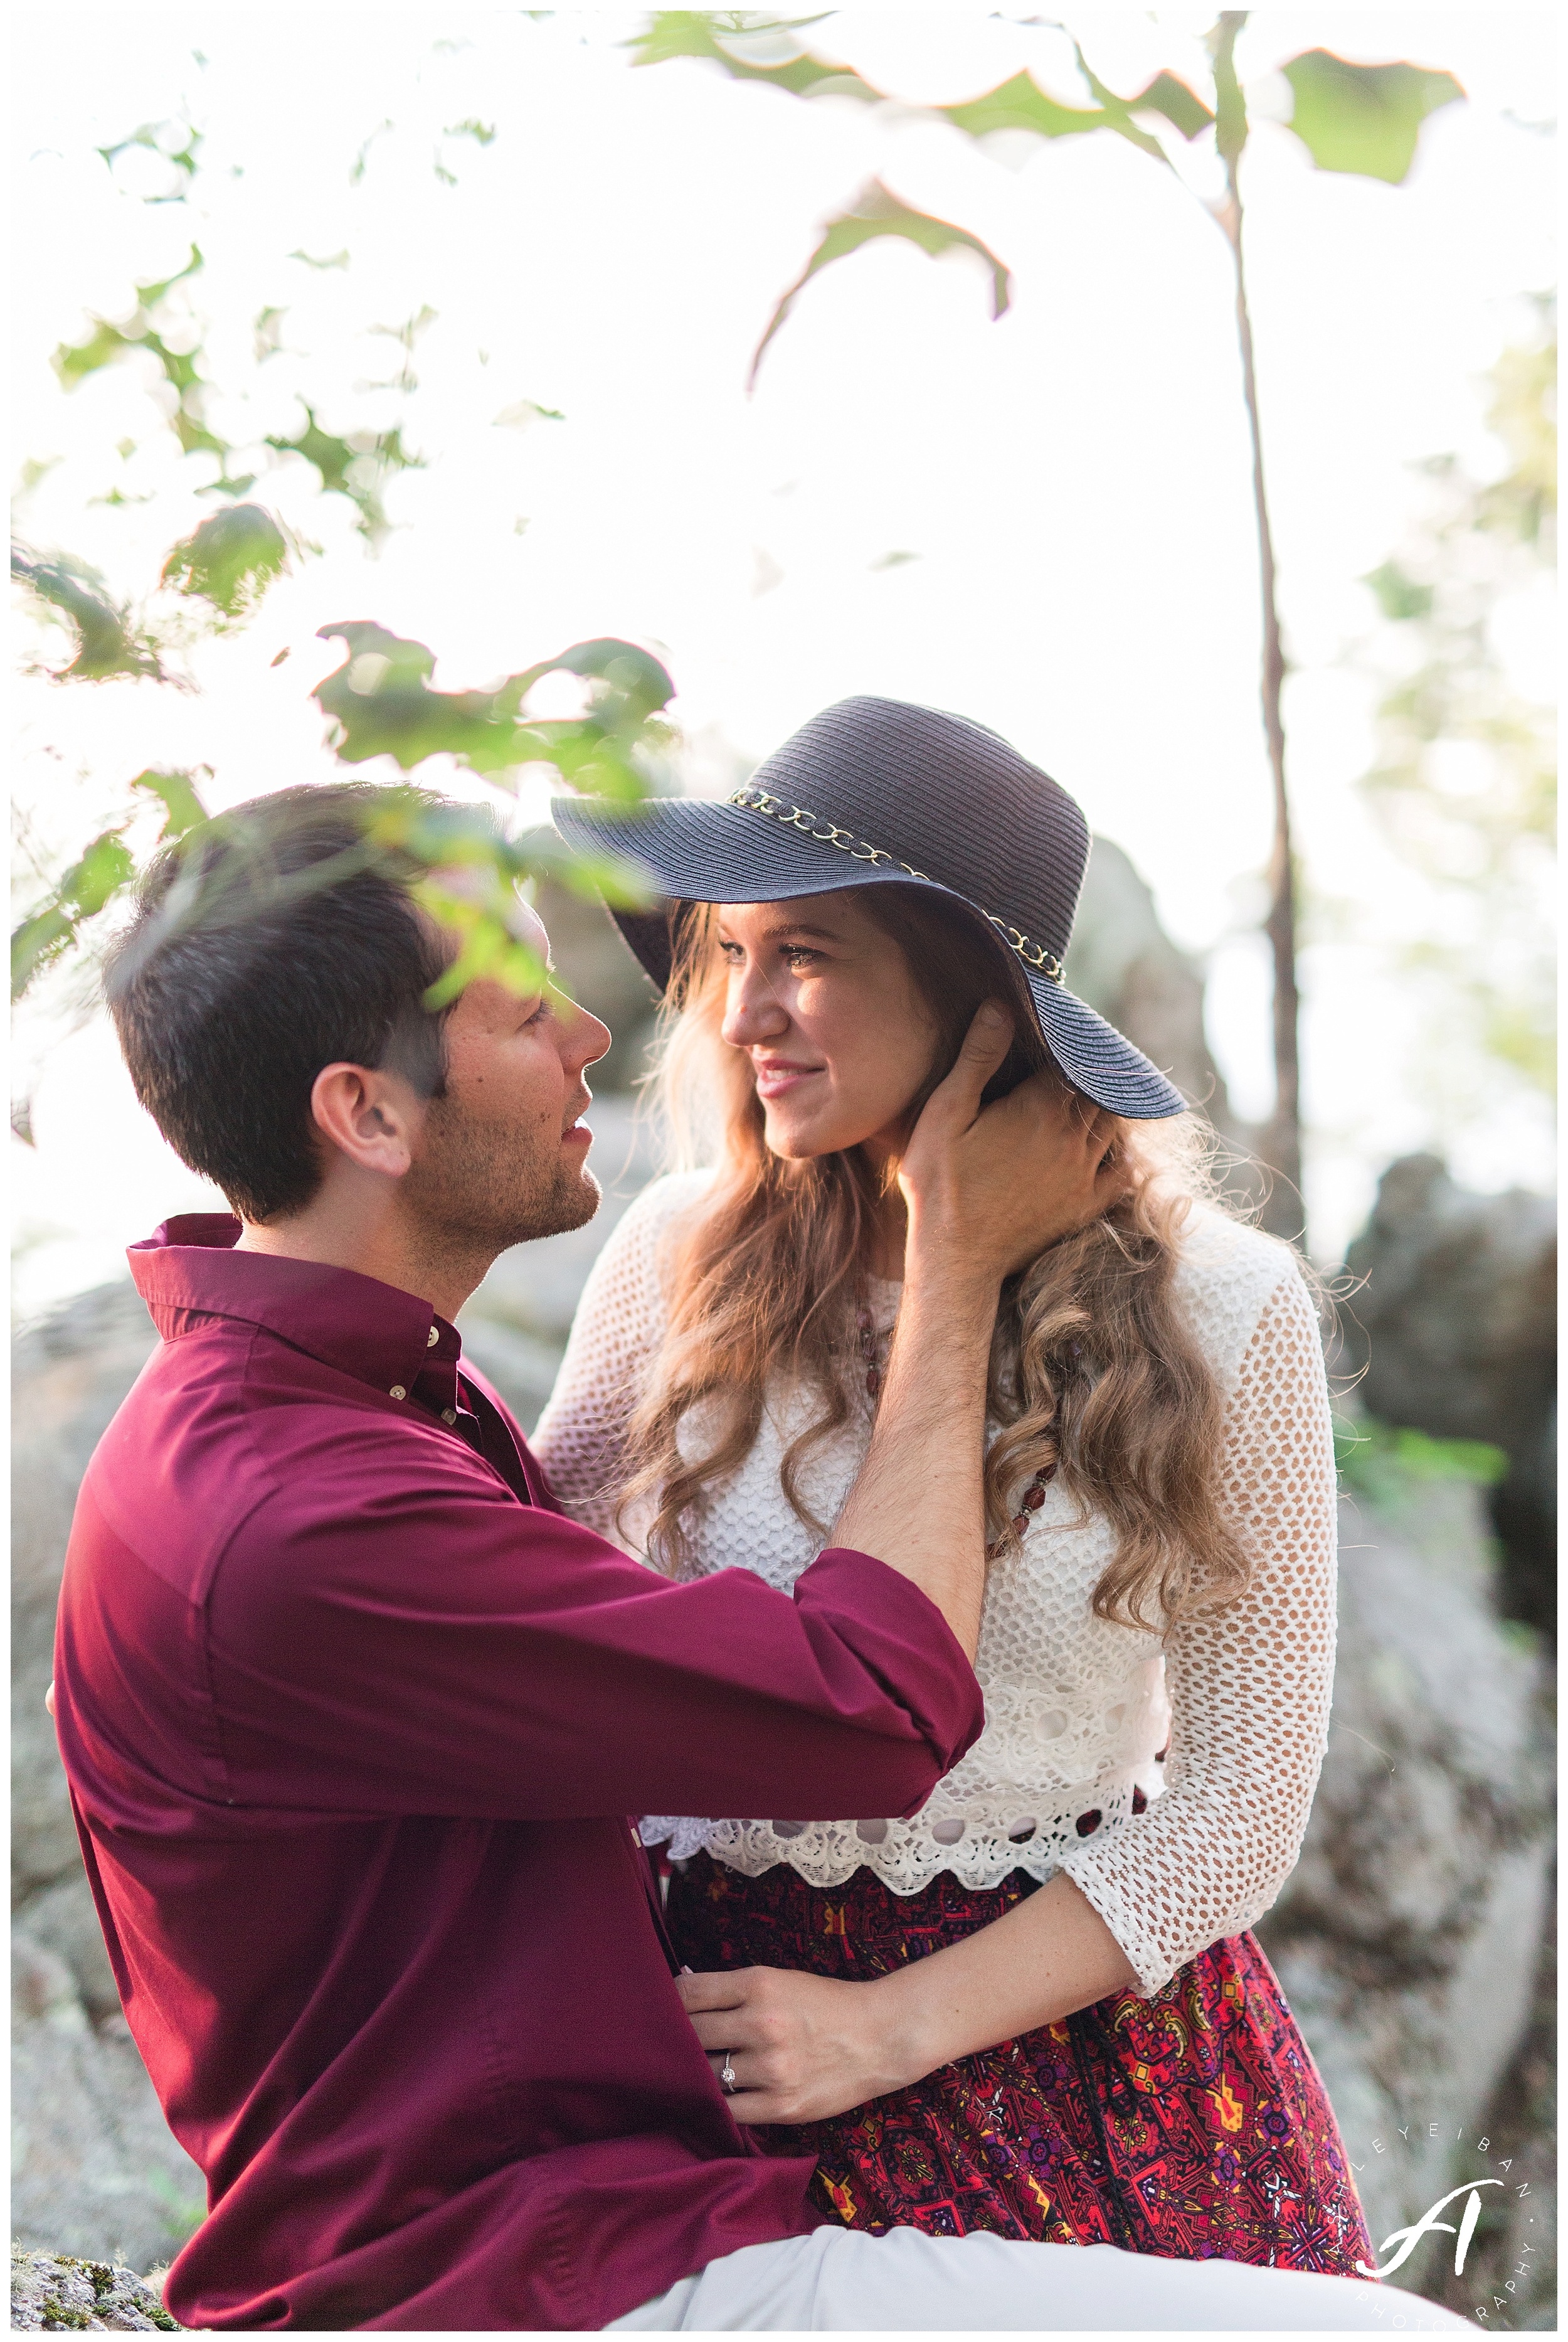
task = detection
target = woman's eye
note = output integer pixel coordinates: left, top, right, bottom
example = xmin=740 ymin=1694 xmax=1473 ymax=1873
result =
xmin=717 ymin=940 xmax=744 ymax=964
xmin=779 ymin=944 xmax=820 ymax=968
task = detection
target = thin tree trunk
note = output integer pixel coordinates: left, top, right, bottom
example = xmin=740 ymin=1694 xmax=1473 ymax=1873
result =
xmin=1217 ymin=156 xmax=1303 ymax=1241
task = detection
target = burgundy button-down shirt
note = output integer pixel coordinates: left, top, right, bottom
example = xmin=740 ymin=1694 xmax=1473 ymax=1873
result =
xmin=53 ymin=1218 xmax=983 ymax=2331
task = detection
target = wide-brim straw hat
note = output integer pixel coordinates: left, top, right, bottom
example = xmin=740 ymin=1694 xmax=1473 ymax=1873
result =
xmin=552 ymin=695 xmax=1185 ymax=1120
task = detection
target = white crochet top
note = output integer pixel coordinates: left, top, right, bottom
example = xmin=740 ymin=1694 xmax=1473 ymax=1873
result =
xmin=531 ymin=1173 xmax=1338 ymax=1996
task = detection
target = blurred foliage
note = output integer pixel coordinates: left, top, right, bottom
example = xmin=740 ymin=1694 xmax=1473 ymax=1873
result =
xmin=159 ymin=503 xmax=292 ymax=618
xmin=9 ymin=547 xmax=168 ymax=681
xmin=262 ymin=405 xmax=421 ymax=543
xmin=315 ymin=623 xmax=674 ymax=794
xmin=1280 ymin=52 xmax=1465 ymax=185
xmin=10 ymin=770 xmax=212 ymax=1004
xmin=748 ymin=180 xmax=1012 ymax=388
xmin=14 ymin=88 xmax=668 ymax=1093
xmin=97 ymin=117 xmax=203 ymax=189
xmin=50 ymin=243 xmax=424 ymax=538
xmin=638 ymin=11 xmax=1464 ymax=378
xmin=1335 ymin=1415 xmax=1508 ymax=1506
xmin=12 ymin=832 xmax=142 ymax=1002
xmin=1355 ymin=301 xmax=1556 ymax=1107
xmin=13 ymin=500 xmax=294 ymax=674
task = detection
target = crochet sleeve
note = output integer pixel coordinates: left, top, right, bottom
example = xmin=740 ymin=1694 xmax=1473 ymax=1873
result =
xmin=1057 ymin=1262 xmax=1338 ymax=1996
xmin=529 ymin=1174 xmax=704 ymax=1546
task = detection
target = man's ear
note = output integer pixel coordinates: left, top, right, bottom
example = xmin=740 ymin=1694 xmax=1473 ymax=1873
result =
xmin=309 ymin=1062 xmax=426 ymax=1181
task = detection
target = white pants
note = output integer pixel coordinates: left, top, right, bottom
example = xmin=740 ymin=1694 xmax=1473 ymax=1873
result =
xmin=607 ymin=2224 xmax=1470 ymax=2331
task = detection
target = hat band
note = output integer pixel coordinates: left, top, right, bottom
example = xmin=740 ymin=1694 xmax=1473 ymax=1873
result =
xmin=727 ymin=786 xmax=1066 ymax=984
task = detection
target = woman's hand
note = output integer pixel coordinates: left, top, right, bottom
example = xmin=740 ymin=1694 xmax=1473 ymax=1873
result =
xmin=899 ymin=1005 xmax=1133 ymax=1285
xmin=676 ymin=1964 xmax=913 ymax=2126
xmin=676 ymin=1878 xmax=1137 ymax=2123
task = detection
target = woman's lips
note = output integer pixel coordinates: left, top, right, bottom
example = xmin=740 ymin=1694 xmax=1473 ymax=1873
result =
xmin=752 ymin=1061 xmax=825 ymax=1099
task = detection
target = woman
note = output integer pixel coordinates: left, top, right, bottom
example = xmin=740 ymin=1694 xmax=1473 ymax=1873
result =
xmin=539 ymin=698 xmax=1372 ymax=2275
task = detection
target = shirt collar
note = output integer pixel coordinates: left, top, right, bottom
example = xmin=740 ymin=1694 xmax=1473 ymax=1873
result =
xmin=128 ymin=1215 xmax=462 ymax=1399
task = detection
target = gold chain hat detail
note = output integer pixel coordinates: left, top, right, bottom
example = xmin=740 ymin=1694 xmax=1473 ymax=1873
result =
xmin=726 ymin=785 xmax=1066 ymax=984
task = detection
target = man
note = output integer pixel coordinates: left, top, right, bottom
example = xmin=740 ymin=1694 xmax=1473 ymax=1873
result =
xmin=55 ymin=785 xmax=1457 ymax=2332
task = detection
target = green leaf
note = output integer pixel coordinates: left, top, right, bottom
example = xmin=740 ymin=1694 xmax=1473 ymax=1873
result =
xmin=10 ymin=906 xmax=77 ymax=1001
xmin=265 ymin=406 xmax=423 ymax=543
xmin=748 ymin=178 xmax=1012 ymax=390
xmin=1363 ymin=560 xmax=1434 ymax=622
xmin=11 ymin=831 xmax=137 ymax=1001
xmin=1128 ymin=70 xmax=1215 ymax=142
xmin=1281 ymin=50 xmax=1465 ymax=184
xmin=11 ymin=548 xmax=166 ymax=681
xmin=636 ymin=18 xmax=1201 ymax=174
xmin=97 ymin=120 xmax=203 ymax=181
xmin=129 ymin=767 xmax=211 ymax=839
xmin=53 ymin=246 xmax=206 ymax=387
xmin=313 ymin=622 xmax=675 ymax=789
xmin=629 ymin=13 xmax=879 ymax=102
xmin=66 ymin=832 xmax=137 ymax=916
xmin=942 ymin=68 xmax=1116 ymax=142
xmin=161 ymin=504 xmax=290 ymax=618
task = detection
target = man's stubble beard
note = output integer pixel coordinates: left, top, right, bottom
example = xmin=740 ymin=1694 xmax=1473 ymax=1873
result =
xmin=403 ymin=1095 xmax=603 ymax=1267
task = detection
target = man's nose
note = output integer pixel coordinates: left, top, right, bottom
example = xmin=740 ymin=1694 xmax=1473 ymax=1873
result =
xmin=720 ymin=967 xmax=790 ymax=1048
xmin=556 ymin=993 xmax=612 ymax=1073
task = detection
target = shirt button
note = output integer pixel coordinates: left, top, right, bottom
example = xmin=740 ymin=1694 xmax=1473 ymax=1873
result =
xmin=426 ymin=1326 xmax=440 ymax=1348
xmin=389 ymin=1385 xmax=407 ymax=1400
xmin=442 ymin=1408 xmax=457 ymax=1425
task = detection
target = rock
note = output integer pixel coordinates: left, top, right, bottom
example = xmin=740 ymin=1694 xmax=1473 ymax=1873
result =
xmin=11 ymin=1934 xmax=207 ymax=2277
xmin=9 ymin=2245 xmax=183 ymax=2330
xmin=1337 ymin=1154 xmax=1557 ymax=1636
xmin=22 ymin=1872 xmax=125 ymax=2026
xmin=13 ymin=1282 xmax=162 ymax=1902
xmin=1066 ymin=837 xmax=1242 ymax=1136
xmin=1256 ymin=1473 xmax=1554 ymax=2292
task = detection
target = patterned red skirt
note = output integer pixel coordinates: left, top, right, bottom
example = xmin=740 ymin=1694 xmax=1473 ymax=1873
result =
xmin=667 ymin=1850 xmax=1374 ymax=2275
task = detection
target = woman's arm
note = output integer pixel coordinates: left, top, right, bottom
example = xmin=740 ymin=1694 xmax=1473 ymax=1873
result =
xmin=681 ymin=1262 xmax=1338 ymax=2118
xmin=679 ymin=1871 xmax=1135 ymax=2121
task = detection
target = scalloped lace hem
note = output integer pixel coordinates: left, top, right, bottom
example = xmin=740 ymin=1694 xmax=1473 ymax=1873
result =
xmin=640 ymin=1775 xmax=1150 ymax=1895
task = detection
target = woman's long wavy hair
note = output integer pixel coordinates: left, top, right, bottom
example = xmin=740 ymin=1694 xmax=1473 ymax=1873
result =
xmin=614 ymin=885 xmax=1254 ymax=1634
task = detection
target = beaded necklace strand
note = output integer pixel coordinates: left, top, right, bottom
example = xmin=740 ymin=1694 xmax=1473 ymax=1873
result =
xmin=855 ymin=1293 xmax=1059 ymax=1560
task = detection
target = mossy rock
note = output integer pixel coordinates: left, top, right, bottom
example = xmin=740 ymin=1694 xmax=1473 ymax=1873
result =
xmin=9 ymin=2249 xmax=184 ymax=2331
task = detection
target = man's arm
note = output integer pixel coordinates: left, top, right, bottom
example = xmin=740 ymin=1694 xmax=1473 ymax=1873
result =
xmin=65 ymin=1011 xmax=1122 ymax=1836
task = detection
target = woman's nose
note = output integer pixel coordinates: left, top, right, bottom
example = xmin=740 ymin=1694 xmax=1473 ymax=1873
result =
xmin=720 ymin=967 xmax=790 ymax=1048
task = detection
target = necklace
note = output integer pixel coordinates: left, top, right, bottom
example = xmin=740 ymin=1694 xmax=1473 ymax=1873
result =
xmin=855 ymin=1293 xmax=1059 ymax=1558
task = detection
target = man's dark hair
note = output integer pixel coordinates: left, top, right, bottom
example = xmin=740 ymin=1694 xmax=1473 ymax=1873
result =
xmin=105 ymin=783 xmax=457 ymax=1223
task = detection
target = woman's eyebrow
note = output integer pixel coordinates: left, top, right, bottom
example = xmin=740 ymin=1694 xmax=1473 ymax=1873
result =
xmin=753 ymin=918 xmax=841 ymax=941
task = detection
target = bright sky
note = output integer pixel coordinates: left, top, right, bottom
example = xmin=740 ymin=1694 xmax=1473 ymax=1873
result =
xmin=11 ymin=4 xmax=1557 ymax=1317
